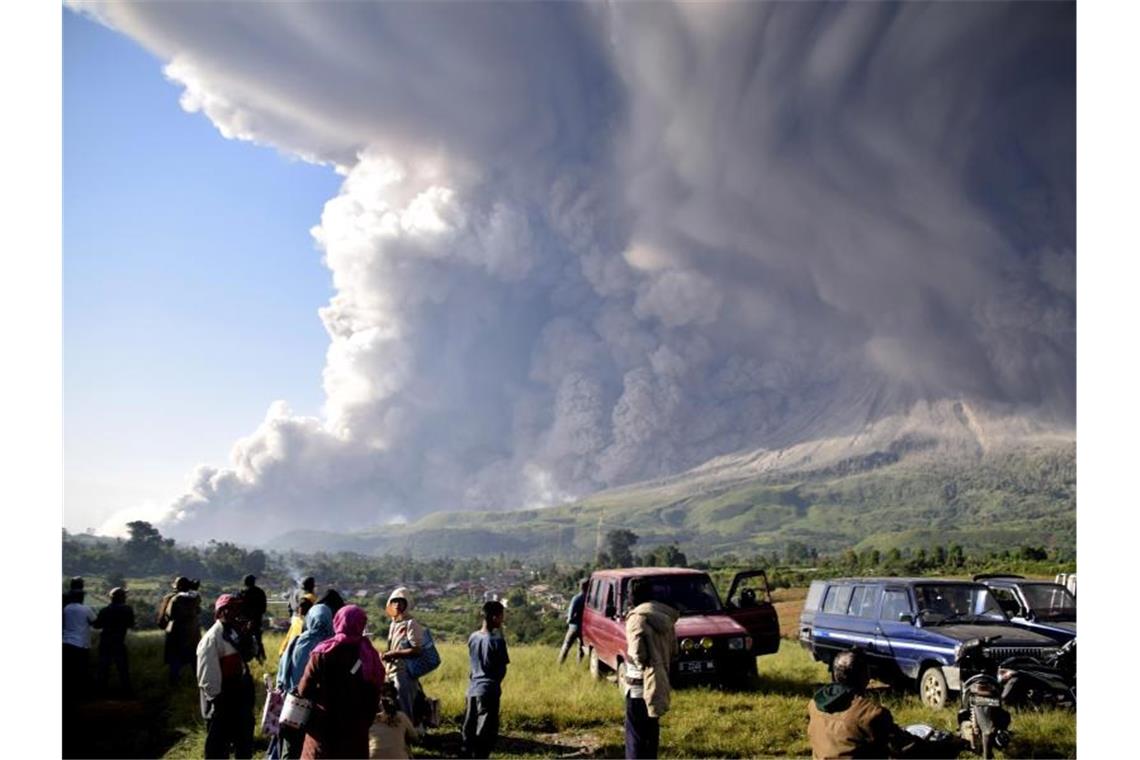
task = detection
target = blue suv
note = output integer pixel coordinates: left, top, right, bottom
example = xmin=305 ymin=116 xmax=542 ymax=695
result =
xmin=800 ymin=577 xmax=1059 ymax=708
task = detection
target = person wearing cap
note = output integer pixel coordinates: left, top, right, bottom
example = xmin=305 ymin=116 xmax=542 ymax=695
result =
xmin=160 ymin=576 xmax=203 ymax=685
xmin=197 ymin=594 xmax=255 ymax=759
xmin=383 ymin=587 xmax=425 ymax=722
xmin=93 ymin=587 xmax=136 ymax=695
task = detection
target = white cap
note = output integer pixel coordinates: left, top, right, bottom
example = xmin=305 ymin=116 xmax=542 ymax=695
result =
xmin=387 ymin=587 xmax=413 ymax=610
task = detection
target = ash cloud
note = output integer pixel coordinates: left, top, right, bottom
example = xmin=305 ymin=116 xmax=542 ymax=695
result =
xmin=72 ymin=1 xmax=1075 ymax=542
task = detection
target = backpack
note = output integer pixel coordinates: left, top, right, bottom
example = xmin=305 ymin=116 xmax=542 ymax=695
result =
xmin=402 ymin=625 xmax=441 ymax=679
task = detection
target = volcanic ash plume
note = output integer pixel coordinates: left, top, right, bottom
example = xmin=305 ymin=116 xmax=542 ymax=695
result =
xmin=74 ymin=1 xmax=1075 ymax=542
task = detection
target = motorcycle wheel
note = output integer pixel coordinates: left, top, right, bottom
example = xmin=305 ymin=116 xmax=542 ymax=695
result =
xmin=920 ymin=666 xmax=950 ymax=709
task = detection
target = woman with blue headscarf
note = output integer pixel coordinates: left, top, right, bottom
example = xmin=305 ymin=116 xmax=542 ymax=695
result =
xmin=276 ymin=604 xmax=334 ymax=759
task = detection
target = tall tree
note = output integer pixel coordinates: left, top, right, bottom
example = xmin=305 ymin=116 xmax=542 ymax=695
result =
xmin=602 ymin=529 xmax=639 ymax=568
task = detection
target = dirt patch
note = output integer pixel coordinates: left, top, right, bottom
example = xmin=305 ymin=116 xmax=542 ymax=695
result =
xmin=774 ymin=598 xmax=805 ymax=639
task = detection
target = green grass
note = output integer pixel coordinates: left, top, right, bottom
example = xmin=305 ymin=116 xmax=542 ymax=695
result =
xmin=71 ymin=632 xmax=1074 ymax=758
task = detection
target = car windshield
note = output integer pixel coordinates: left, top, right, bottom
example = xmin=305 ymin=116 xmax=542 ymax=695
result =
xmin=1021 ymin=584 xmax=1076 ymax=621
xmin=628 ymin=575 xmax=722 ymax=615
xmin=914 ymin=584 xmax=1007 ymax=624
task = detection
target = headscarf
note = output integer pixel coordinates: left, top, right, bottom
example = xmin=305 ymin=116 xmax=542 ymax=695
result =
xmin=277 ymin=603 xmax=335 ymax=691
xmin=312 ymin=604 xmax=384 ymax=688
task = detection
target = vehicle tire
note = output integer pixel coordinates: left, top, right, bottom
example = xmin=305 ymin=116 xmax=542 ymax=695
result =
xmin=919 ymin=666 xmax=950 ymax=709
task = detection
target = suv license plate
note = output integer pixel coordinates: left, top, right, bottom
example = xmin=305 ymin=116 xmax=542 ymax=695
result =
xmin=972 ymin=697 xmax=1001 ymax=707
xmin=679 ymin=660 xmax=715 ymax=673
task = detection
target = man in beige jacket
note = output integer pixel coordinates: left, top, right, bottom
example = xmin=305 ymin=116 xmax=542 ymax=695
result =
xmin=622 ymin=578 xmax=679 ymax=759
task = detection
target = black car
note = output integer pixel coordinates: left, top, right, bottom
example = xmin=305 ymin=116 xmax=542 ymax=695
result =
xmin=974 ymin=575 xmax=1076 ymax=643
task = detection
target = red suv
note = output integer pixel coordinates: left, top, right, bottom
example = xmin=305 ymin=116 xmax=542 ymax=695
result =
xmin=581 ymin=567 xmax=780 ymax=687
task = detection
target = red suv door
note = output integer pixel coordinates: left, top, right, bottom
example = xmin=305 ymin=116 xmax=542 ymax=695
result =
xmin=582 ymin=575 xmax=626 ymax=675
xmin=723 ymin=570 xmax=781 ymax=655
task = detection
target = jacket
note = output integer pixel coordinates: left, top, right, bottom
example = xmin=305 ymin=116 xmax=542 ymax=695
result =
xmin=624 ymin=601 xmax=679 ymax=718
xmin=196 ymin=620 xmax=250 ymax=718
xmin=806 ymin=684 xmax=903 ymax=759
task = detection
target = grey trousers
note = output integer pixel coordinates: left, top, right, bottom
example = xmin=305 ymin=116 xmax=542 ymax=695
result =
xmin=461 ymin=694 xmax=500 ymax=758
xmin=388 ymin=665 xmax=421 ymax=722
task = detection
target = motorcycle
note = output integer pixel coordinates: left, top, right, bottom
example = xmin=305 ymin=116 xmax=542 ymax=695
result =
xmin=955 ymin=638 xmax=1012 ymax=759
xmin=998 ymin=638 xmax=1076 ymax=710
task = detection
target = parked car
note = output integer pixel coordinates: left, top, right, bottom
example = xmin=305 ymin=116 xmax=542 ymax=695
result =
xmin=799 ymin=577 xmax=1059 ymax=708
xmin=974 ymin=575 xmax=1076 ymax=643
xmin=581 ymin=567 xmax=780 ymax=688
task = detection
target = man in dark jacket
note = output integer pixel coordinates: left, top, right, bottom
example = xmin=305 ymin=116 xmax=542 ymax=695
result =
xmin=807 ymin=650 xmax=915 ymax=759
xmin=94 ymin=587 xmax=136 ymax=695
xmin=558 ymin=578 xmax=590 ymax=665
xmin=160 ymin=576 xmax=202 ymax=685
xmin=237 ymin=575 xmax=267 ymax=661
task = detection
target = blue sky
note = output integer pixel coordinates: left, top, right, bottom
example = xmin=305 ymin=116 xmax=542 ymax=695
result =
xmin=64 ymin=11 xmax=341 ymax=532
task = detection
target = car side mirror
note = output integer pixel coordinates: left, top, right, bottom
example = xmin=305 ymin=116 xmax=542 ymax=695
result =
xmin=898 ymin=613 xmax=914 ymax=624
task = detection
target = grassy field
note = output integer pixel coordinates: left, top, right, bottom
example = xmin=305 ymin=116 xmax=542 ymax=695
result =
xmin=69 ymin=629 xmax=1075 ymax=758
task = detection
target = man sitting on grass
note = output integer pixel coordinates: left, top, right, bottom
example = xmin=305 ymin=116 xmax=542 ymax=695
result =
xmin=807 ymin=649 xmax=915 ymax=759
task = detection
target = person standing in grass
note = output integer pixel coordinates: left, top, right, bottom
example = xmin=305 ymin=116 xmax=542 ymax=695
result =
xmin=369 ymin=682 xmax=419 ymax=759
xmin=161 ymin=576 xmax=202 ymax=685
xmin=622 ymin=578 xmax=678 ymax=760
xmin=461 ymin=600 xmax=510 ymax=759
xmin=382 ymin=587 xmax=425 ymax=722
xmin=276 ymin=603 xmax=335 ymax=759
xmin=558 ymin=578 xmax=590 ymax=664
xmin=63 ymin=587 xmax=97 ymax=706
xmin=93 ymin=587 xmax=135 ymax=696
xmin=297 ymin=604 xmax=385 ymax=758
xmin=238 ymin=574 xmax=267 ymax=662
xmin=197 ymin=594 xmax=256 ymax=759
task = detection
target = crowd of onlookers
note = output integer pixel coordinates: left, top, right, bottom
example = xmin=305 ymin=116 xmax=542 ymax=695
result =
xmin=62 ymin=574 xmax=510 ymax=759
xmin=65 ymin=572 xmax=927 ymax=760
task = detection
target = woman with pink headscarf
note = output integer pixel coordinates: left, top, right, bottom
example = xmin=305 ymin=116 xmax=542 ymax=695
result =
xmin=297 ymin=604 xmax=385 ymax=759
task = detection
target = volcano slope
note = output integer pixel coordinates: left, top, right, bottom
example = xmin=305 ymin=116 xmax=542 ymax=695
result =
xmin=271 ymin=400 xmax=1075 ymax=558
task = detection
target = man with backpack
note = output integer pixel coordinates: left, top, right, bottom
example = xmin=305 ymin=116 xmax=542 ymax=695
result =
xmin=159 ymin=576 xmax=202 ymax=685
xmin=382 ymin=587 xmax=440 ymax=726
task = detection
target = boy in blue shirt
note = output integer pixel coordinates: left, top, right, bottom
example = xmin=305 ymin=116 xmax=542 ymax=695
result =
xmin=461 ymin=600 xmax=509 ymax=758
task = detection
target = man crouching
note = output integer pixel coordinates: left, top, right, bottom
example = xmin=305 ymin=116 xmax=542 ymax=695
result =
xmin=807 ymin=649 xmax=915 ymax=760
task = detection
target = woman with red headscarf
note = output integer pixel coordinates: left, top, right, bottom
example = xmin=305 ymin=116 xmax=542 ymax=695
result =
xmin=297 ymin=604 xmax=385 ymax=758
